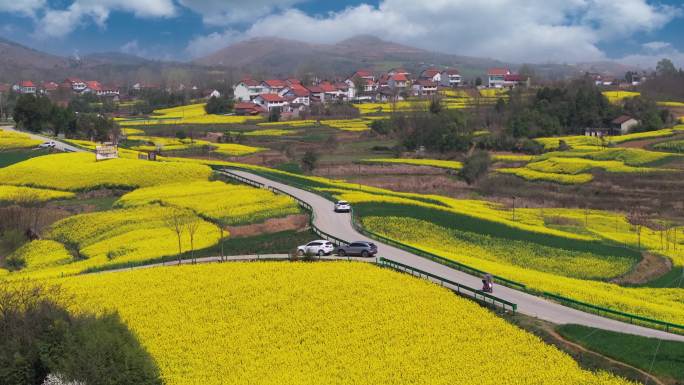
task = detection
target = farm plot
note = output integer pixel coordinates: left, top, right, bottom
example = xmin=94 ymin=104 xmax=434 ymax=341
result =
xmin=59 ymin=262 xmax=633 ymax=385
xmin=0 ymin=152 xmax=212 ymax=191
xmin=0 ymin=129 xmax=42 ymax=150
xmin=117 ymin=103 xmax=263 ymax=126
xmin=116 ymin=181 xmax=299 ymax=226
xmin=361 ymin=158 xmax=463 ymax=170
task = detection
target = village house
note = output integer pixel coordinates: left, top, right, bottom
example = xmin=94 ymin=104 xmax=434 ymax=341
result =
xmin=487 ymin=68 xmax=527 ymax=88
xmin=487 ymin=68 xmax=510 ymax=88
xmin=441 ymin=69 xmax=462 ymax=87
xmin=233 ymin=79 xmax=263 ymax=102
xmin=420 ymin=68 xmax=442 ymax=83
xmin=260 ymin=79 xmax=288 ymax=94
xmin=98 ymin=84 xmax=120 ymax=97
xmin=412 ymin=80 xmax=438 ymax=96
xmin=16 ymin=81 xmax=37 ymax=94
xmin=41 ymin=81 xmax=59 ymax=94
xmin=280 ymin=84 xmax=311 ymax=106
xmin=585 ymin=115 xmax=639 ymax=137
xmin=253 ymin=93 xmax=289 ymax=112
xmin=234 ymin=102 xmax=266 ymax=116
xmin=388 ymin=68 xmax=411 ymax=77
xmin=64 ymin=78 xmax=87 ymax=93
xmin=388 ymin=73 xmax=409 ymax=90
xmin=611 ymin=115 xmax=639 ymax=135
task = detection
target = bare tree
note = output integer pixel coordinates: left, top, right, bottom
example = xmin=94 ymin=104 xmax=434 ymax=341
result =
xmin=164 ymin=208 xmax=188 ymax=265
xmin=14 ymin=191 xmax=47 ymax=240
xmin=627 ymin=208 xmax=647 ymax=250
xmin=216 ymin=223 xmax=226 ymax=262
xmin=185 ymin=216 xmax=201 ymax=264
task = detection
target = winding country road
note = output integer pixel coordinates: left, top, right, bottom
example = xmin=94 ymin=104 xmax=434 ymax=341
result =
xmin=1 ymin=126 xmax=85 ymax=153
xmin=227 ymin=169 xmax=684 ymax=342
xmin=5 ymin=128 xmax=682 ymax=342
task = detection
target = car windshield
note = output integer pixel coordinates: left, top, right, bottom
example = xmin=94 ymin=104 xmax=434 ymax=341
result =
xmin=337 ymin=201 xmax=348 ymax=205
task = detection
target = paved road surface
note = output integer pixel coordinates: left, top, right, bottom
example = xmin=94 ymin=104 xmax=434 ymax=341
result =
xmin=1 ymin=126 xmax=86 ymax=153
xmin=228 ymin=169 xmax=684 ymax=342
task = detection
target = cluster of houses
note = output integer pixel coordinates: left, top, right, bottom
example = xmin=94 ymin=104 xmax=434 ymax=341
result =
xmin=4 ymin=78 xmax=122 ymax=98
xmin=588 ymin=72 xmax=649 ymax=88
xmin=233 ymin=67 xmax=528 ymax=116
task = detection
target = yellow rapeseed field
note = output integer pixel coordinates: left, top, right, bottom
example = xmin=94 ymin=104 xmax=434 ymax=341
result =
xmin=0 ymin=185 xmax=75 ymax=202
xmin=602 ymin=91 xmax=640 ymax=103
xmin=362 ymin=215 xmax=684 ymax=325
xmin=0 ymin=152 xmax=212 ymax=191
xmin=0 ymin=129 xmax=42 ymax=150
xmin=257 ymin=120 xmax=317 ymax=127
xmin=362 ymin=158 xmax=463 ymax=170
xmin=118 ymin=103 xmax=263 ymax=126
xmin=58 ymin=262 xmax=633 ymax=385
xmin=498 ymin=167 xmax=595 ymax=184
xmin=116 ymin=181 xmax=300 ymax=225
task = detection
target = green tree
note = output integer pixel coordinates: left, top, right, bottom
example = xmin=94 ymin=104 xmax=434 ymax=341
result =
xmin=12 ymin=94 xmax=52 ymax=133
xmin=352 ymin=76 xmax=366 ymax=99
xmin=656 ymin=58 xmax=677 ymax=77
xmin=301 ymin=150 xmax=319 ymax=172
xmin=459 ymin=150 xmax=491 ymax=185
xmin=204 ymin=96 xmax=234 ymax=114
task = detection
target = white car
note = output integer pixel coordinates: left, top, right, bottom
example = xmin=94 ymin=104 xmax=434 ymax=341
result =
xmin=334 ymin=200 xmax=351 ymax=213
xmin=38 ymin=141 xmax=56 ymax=149
xmin=297 ymin=240 xmax=335 ymax=256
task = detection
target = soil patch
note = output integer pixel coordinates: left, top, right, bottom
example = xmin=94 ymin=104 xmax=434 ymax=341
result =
xmin=612 ymin=253 xmax=673 ymax=285
xmin=226 ymin=214 xmax=308 ymax=238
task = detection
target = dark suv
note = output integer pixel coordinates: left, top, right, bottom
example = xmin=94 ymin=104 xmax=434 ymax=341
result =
xmin=337 ymin=241 xmax=378 ymax=258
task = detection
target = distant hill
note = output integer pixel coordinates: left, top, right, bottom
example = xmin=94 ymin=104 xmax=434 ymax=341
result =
xmin=193 ymin=35 xmax=513 ymax=80
xmin=0 ymin=37 xmax=69 ymax=82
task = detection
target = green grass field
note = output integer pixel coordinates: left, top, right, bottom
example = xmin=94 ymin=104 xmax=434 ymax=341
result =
xmin=0 ymin=150 xmax=50 ymax=168
xmin=557 ymin=324 xmax=684 ymax=382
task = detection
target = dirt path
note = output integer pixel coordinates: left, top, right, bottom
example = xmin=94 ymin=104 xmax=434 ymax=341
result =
xmin=612 ymin=253 xmax=673 ymax=285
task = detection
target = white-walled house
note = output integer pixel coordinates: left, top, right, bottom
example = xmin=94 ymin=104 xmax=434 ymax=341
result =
xmin=260 ymin=79 xmax=288 ymax=94
xmin=233 ymin=79 xmax=263 ymax=102
xmin=487 ymin=68 xmax=510 ymax=88
xmin=412 ymin=80 xmax=438 ymax=96
xmin=441 ymin=69 xmax=462 ymax=87
xmin=281 ymin=86 xmax=311 ymax=106
xmin=420 ymin=69 xmax=441 ymax=83
xmin=253 ymin=93 xmax=289 ymax=111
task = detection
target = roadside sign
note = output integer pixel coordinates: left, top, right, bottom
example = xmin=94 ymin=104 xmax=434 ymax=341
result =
xmin=96 ymin=144 xmax=118 ymax=161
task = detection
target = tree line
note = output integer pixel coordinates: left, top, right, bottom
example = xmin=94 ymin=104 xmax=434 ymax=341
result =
xmin=12 ymin=94 xmax=119 ymax=142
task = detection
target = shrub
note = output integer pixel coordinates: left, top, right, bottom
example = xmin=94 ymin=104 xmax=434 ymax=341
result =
xmin=459 ymin=150 xmax=491 ymax=184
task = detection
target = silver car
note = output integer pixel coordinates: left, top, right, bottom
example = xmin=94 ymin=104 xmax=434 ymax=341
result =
xmin=337 ymin=241 xmax=377 ymax=258
xmin=297 ymin=240 xmax=335 ymax=256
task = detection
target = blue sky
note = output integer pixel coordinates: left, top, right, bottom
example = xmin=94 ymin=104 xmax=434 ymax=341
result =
xmin=0 ymin=0 xmax=682 ymax=68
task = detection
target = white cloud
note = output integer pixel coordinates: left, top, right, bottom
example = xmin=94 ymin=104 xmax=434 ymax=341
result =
xmin=177 ymin=0 xmax=307 ymax=25
xmin=621 ymin=41 xmax=684 ymax=69
xmin=186 ymin=29 xmax=243 ymax=58
xmin=31 ymin=0 xmax=177 ymax=38
xmin=0 ymin=0 xmax=46 ymax=16
xmin=186 ymin=0 xmax=682 ymax=64
xmin=642 ymin=41 xmax=671 ymax=51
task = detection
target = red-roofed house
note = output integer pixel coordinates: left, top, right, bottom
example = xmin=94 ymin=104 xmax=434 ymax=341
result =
xmin=420 ymin=68 xmax=442 ymax=82
xmin=388 ymin=68 xmax=410 ymax=77
xmin=234 ymin=102 xmax=266 ymax=116
xmin=388 ymin=73 xmax=409 ymax=90
xmin=611 ymin=115 xmax=639 ymax=135
xmin=441 ymin=69 xmax=462 ymax=87
xmin=85 ymin=81 xmax=102 ymax=93
xmin=233 ymin=79 xmax=263 ymax=102
xmin=42 ymin=81 xmax=59 ymax=94
xmin=260 ymin=79 xmax=288 ymax=94
xmin=352 ymin=69 xmax=375 ymax=81
xmin=412 ymin=80 xmax=438 ymax=96
xmin=64 ymin=78 xmax=87 ymax=92
xmin=281 ymin=85 xmax=311 ymax=106
xmin=98 ymin=84 xmax=120 ymax=97
xmin=487 ymin=68 xmax=511 ymax=88
xmin=18 ymin=81 xmax=36 ymax=94
xmin=253 ymin=93 xmax=289 ymax=111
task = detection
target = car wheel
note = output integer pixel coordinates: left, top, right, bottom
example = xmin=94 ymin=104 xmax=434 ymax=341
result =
xmin=361 ymin=250 xmax=369 ymax=258
xmin=297 ymin=249 xmax=305 ymax=256
xmin=338 ymin=249 xmax=346 ymax=257
xmin=317 ymin=250 xmax=324 ymax=257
